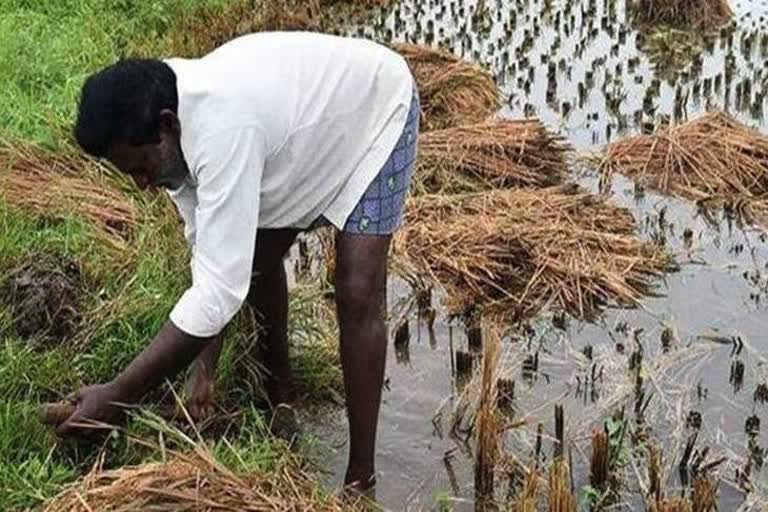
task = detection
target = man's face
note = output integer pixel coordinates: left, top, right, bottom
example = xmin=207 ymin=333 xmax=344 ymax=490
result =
xmin=107 ymin=113 xmax=189 ymax=192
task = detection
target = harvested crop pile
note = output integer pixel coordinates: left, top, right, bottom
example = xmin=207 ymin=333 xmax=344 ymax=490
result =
xmin=44 ymin=448 xmax=362 ymax=512
xmin=631 ymin=0 xmax=732 ymax=29
xmin=394 ymin=186 xmax=673 ymax=320
xmin=597 ymin=112 xmax=768 ymax=223
xmin=393 ymin=43 xmax=500 ymax=131
xmin=0 ymin=253 xmax=83 ymax=345
xmin=414 ymin=119 xmax=571 ymax=195
xmin=140 ymin=2 xmax=267 ymax=58
xmin=0 ymin=141 xmax=137 ymax=247
xmin=131 ymin=0 xmax=388 ymax=58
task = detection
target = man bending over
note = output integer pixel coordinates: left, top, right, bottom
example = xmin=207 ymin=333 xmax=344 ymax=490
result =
xmin=51 ymin=31 xmax=420 ymax=494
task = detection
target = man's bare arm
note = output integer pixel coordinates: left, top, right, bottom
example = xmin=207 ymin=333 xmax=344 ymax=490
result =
xmin=53 ymin=320 xmax=216 ymax=435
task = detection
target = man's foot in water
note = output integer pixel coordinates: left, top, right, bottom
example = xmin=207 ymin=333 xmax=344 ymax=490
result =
xmin=341 ymin=473 xmax=377 ymax=507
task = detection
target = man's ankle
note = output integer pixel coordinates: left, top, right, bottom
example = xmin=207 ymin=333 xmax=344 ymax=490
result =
xmin=266 ymin=372 xmax=295 ymax=405
xmin=344 ymin=466 xmax=376 ymax=488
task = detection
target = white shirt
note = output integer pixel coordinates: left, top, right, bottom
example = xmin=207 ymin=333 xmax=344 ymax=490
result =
xmin=163 ymin=32 xmax=413 ymax=337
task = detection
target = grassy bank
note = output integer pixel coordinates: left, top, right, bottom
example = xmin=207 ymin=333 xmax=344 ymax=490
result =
xmin=0 ymin=194 xmax=343 ymax=509
xmin=0 ymin=1 xmax=345 ymax=509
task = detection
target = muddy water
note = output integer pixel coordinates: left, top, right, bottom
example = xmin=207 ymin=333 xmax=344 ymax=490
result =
xmin=306 ymin=1 xmax=768 ymax=510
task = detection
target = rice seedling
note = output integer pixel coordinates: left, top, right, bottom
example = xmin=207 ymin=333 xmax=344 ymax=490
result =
xmin=589 ymin=429 xmax=610 ymax=493
xmin=548 ymin=459 xmax=577 ymax=512
xmin=647 ymin=442 xmax=719 ymax=512
xmin=513 ymin=468 xmax=540 ymax=512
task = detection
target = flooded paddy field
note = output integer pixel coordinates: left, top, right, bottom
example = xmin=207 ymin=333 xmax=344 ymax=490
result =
xmin=304 ymin=0 xmax=768 ymax=510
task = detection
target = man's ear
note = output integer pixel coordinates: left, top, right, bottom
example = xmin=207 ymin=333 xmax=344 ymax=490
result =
xmin=158 ymin=109 xmax=181 ymax=138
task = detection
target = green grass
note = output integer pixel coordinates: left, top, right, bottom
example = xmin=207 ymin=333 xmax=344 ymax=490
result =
xmin=0 ymin=1 xmax=350 ymax=509
xmin=0 ymin=200 xmax=343 ymax=510
xmin=0 ymin=0 xmax=233 ymax=145
xmin=0 ymin=203 xmax=93 ymax=268
xmin=0 ymin=402 xmax=75 ymax=511
xmin=0 ymin=204 xmax=342 ymax=510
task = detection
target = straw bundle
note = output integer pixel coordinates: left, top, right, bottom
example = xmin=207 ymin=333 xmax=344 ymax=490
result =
xmin=598 ymin=112 xmax=768 ymax=221
xmin=394 ymin=186 xmax=673 ymax=320
xmin=0 ymin=141 xmax=137 ymax=247
xmin=44 ymin=449 xmax=359 ymax=512
xmin=394 ymin=43 xmax=500 ymax=131
xmin=131 ymin=0 xmax=388 ymax=59
xmin=475 ymin=325 xmax=503 ymax=504
xmin=513 ymin=469 xmax=540 ymax=512
xmin=127 ymin=1 xmax=257 ymax=58
xmin=548 ymin=461 xmax=577 ymax=512
xmin=262 ymin=0 xmax=323 ymax=31
xmin=414 ymin=119 xmax=571 ymax=195
xmin=142 ymin=0 xmax=321 ymax=58
xmin=631 ymin=0 xmax=732 ymax=29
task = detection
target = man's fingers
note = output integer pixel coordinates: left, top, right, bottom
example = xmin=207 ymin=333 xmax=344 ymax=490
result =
xmin=40 ymin=402 xmax=77 ymax=426
xmin=55 ymin=414 xmax=103 ymax=438
xmin=55 ymin=415 xmax=78 ymax=437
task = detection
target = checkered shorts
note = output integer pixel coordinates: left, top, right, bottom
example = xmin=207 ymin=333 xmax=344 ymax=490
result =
xmin=315 ymin=84 xmax=420 ymax=235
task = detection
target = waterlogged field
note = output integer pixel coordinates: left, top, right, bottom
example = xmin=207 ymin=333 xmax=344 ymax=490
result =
xmin=301 ymin=0 xmax=768 ymax=510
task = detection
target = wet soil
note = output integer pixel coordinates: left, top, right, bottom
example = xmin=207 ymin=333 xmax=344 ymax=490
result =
xmin=0 ymin=253 xmax=83 ymax=346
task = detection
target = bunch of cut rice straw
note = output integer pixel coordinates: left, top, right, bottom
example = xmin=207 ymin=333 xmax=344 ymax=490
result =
xmin=394 ymin=185 xmax=674 ymax=320
xmin=44 ymin=446 xmax=361 ymax=512
xmin=597 ymin=112 xmax=768 ymax=224
xmin=131 ymin=0 xmax=388 ymax=58
xmin=414 ymin=119 xmax=571 ymax=195
xmin=631 ymin=0 xmax=732 ymax=29
xmin=0 ymin=141 xmax=137 ymax=248
xmin=394 ymin=43 xmax=500 ymax=131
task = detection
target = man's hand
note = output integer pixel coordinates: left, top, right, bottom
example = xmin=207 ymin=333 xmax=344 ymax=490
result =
xmin=51 ymin=382 xmax=127 ymax=436
xmin=41 ymin=321 xmax=216 ymax=436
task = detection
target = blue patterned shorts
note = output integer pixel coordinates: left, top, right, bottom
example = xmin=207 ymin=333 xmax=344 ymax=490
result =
xmin=314 ymin=84 xmax=420 ymax=235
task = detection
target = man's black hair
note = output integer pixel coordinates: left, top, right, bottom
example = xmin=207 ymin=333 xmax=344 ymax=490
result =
xmin=74 ymin=58 xmax=178 ymax=158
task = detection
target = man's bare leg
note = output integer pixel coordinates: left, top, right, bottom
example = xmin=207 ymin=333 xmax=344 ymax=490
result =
xmin=184 ymin=229 xmax=299 ymax=420
xmin=334 ymin=232 xmax=391 ymax=488
xmin=247 ymin=247 xmax=297 ymax=407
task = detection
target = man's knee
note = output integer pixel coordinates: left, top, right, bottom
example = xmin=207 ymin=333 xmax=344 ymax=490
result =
xmin=334 ymin=233 xmax=391 ymax=321
xmin=335 ymin=268 xmax=384 ymax=321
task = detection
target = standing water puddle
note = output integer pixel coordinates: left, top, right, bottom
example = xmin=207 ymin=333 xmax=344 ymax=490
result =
xmin=306 ymin=0 xmax=768 ymax=509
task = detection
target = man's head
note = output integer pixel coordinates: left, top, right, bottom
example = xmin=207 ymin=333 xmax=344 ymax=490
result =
xmin=75 ymin=59 xmax=189 ymax=191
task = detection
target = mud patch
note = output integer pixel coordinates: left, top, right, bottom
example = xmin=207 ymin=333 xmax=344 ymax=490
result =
xmin=0 ymin=253 xmax=84 ymax=346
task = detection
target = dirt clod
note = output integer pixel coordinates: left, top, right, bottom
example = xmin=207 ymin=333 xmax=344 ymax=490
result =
xmin=0 ymin=253 xmax=83 ymax=345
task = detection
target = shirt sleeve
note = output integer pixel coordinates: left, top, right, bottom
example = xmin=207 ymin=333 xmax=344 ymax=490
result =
xmin=169 ymin=127 xmax=266 ymax=337
xmin=167 ymin=182 xmax=198 ymax=251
